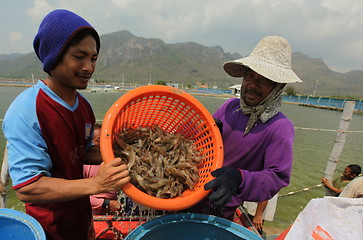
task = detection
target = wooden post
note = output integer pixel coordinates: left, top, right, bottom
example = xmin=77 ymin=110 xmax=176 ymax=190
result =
xmin=323 ymin=101 xmax=355 ymax=196
xmin=0 ymin=145 xmax=9 ymax=208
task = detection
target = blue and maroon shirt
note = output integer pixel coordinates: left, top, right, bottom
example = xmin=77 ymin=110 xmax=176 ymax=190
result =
xmin=3 ymin=80 xmax=95 ymax=239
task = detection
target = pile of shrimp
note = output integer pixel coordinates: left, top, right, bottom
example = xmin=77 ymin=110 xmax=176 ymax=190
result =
xmin=113 ymin=126 xmax=202 ymax=198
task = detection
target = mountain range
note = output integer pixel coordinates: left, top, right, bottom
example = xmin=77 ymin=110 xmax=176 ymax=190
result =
xmin=0 ymin=30 xmax=362 ymax=98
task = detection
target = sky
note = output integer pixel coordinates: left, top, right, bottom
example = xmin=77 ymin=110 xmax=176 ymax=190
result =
xmin=1 ymin=0 xmax=362 ymax=73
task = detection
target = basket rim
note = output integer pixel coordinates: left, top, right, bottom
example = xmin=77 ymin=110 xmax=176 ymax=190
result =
xmin=100 ymin=85 xmax=224 ymax=211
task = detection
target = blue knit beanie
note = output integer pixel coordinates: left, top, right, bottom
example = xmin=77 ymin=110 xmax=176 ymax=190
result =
xmin=33 ymin=9 xmax=100 ymax=73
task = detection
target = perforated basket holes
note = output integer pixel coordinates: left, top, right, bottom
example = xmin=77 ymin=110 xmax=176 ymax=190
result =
xmin=102 ymin=86 xmax=223 ymax=207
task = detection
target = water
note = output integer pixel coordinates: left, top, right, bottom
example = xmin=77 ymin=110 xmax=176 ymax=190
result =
xmin=1 ymin=86 xmax=363 ymax=231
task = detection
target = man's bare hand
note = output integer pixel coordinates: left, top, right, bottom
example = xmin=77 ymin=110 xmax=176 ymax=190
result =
xmin=93 ymin=158 xmax=130 ymax=193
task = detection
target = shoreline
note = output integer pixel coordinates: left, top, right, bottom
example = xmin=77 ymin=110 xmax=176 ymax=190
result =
xmin=0 ymin=83 xmax=236 ymax=98
xmin=1 ymin=83 xmax=362 ymax=114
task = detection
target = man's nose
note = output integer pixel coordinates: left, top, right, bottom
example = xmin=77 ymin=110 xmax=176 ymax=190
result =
xmin=82 ymin=60 xmax=95 ymax=72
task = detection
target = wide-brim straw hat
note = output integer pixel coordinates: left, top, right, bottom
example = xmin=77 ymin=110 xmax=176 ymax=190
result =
xmin=223 ymin=36 xmax=302 ymax=83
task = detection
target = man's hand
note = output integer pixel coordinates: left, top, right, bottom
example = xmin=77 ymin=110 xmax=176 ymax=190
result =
xmin=93 ymin=158 xmax=130 ymax=194
xmin=204 ymin=167 xmax=242 ymax=210
xmin=253 ymin=213 xmax=263 ymax=231
xmin=321 ymin=177 xmax=342 ymax=195
xmin=321 ymin=177 xmax=331 ymax=188
xmin=109 ymin=199 xmax=122 ymax=213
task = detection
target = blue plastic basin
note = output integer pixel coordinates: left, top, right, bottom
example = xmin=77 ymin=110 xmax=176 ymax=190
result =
xmin=125 ymin=213 xmax=263 ymax=240
xmin=0 ymin=208 xmax=46 ymax=240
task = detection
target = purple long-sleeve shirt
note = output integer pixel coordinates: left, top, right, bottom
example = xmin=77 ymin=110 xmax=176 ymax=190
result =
xmin=191 ymin=98 xmax=294 ymax=219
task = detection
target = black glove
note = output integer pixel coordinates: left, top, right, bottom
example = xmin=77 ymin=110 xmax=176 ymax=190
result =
xmin=204 ymin=167 xmax=242 ymax=211
xmin=213 ymin=118 xmax=223 ymax=134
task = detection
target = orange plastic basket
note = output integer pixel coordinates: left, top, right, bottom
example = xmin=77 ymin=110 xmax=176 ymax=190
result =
xmin=100 ymin=85 xmax=224 ymax=211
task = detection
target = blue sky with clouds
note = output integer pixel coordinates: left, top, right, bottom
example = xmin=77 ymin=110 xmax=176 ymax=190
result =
xmin=1 ymin=0 xmax=362 ymax=73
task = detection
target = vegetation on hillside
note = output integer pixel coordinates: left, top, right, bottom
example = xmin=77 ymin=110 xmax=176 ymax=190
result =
xmin=0 ymin=30 xmax=362 ymax=97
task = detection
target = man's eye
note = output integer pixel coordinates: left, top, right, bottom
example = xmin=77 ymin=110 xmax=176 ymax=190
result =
xmin=91 ymin=57 xmax=98 ymax=63
xmin=73 ymin=55 xmax=83 ymax=59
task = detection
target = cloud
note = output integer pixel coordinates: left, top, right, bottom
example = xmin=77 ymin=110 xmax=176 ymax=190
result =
xmin=27 ymin=0 xmax=54 ymax=21
xmin=9 ymin=32 xmax=23 ymax=43
xmin=70 ymin=0 xmax=363 ymax=71
xmin=1 ymin=0 xmax=362 ymax=72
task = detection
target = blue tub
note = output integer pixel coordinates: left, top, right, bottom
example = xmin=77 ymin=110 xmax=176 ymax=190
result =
xmin=125 ymin=213 xmax=263 ymax=240
xmin=0 ymin=208 xmax=46 ymax=240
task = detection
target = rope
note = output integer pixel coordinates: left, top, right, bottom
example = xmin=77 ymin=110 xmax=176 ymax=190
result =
xmin=279 ymin=184 xmax=323 ymax=197
xmin=294 ymin=127 xmax=363 ymax=133
xmin=1 ymin=119 xmax=362 ymax=133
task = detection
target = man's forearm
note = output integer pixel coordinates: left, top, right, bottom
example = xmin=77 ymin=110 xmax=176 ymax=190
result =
xmin=255 ymin=200 xmax=268 ymax=216
xmin=15 ymin=176 xmax=99 ymax=203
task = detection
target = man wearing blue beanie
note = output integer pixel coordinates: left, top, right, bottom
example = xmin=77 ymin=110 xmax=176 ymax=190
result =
xmin=2 ymin=9 xmax=130 ymax=240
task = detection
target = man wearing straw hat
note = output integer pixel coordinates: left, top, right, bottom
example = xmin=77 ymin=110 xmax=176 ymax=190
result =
xmin=196 ymin=36 xmax=303 ymax=220
xmin=2 ymin=9 xmax=130 ymax=239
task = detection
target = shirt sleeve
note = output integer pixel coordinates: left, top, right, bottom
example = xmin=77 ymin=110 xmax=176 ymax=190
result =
xmin=83 ymin=165 xmax=103 ymax=209
xmin=83 ymin=165 xmax=110 ymax=210
xmin=237 ymin=120 xmax=294 ymax=202
xmin=3 ymin=89 xmax=52 ymax=188
xmin=89 ymin=195 xmax=104 ymax=210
